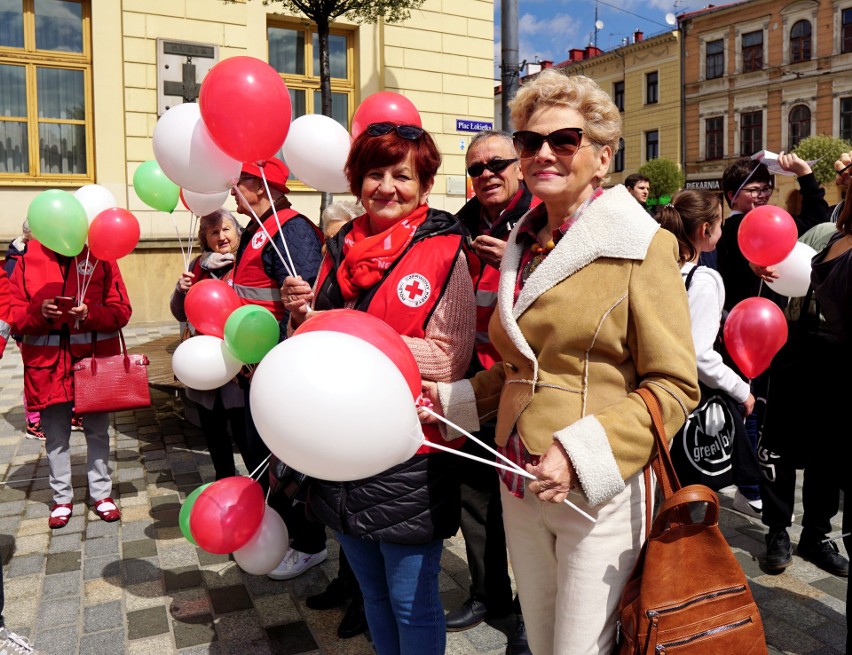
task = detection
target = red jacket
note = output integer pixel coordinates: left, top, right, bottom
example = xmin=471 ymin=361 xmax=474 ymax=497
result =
xmin=0 ymin=268 xmax=10 ymax=358
xmin=9 ymin=241 xmax=132 ymax=410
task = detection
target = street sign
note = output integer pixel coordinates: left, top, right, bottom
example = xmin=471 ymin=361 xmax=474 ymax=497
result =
xmin=456 ymin=119 xmax=493 ymax=133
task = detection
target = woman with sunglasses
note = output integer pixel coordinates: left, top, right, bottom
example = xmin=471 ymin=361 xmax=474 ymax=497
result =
xmin=422 ymin=70 xmax=699 ymax=655
xmin=282 ymin=121 xmax=475 ymax=655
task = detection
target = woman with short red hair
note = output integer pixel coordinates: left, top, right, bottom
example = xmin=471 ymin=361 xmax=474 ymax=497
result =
xmin=282 ymin=123 xmax=476 ymax=655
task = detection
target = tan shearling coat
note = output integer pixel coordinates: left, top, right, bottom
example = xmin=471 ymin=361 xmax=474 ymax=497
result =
xmin=441 ymin=185 xmax=700 ymax=507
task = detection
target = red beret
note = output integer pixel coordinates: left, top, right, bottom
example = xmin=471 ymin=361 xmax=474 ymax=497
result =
xmin=241 ymin=157 xmax=291 ymax=194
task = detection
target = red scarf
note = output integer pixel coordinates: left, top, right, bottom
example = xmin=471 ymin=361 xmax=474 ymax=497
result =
xmin=336 ymin=204 xmax=430 ymax=299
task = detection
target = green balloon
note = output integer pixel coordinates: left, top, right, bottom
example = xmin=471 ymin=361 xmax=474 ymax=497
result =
xmin=27 ymin=189 xmax=88 ymax=256
xmin=179 ymin=482 xmax=213 ymax=546
xmin=224 ymin=305 xmax=280 ymax=364
xmin=134 ymin=159 xmax=179 ymax=212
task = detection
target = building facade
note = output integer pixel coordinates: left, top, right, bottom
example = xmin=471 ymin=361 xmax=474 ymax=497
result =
xmin=0 ymin=0 xmax=495 ymax=322
xmin=682 ymin=0 xmax=851 ymax=205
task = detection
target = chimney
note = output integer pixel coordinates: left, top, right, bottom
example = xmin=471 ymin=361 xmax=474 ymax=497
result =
xmin=569 ymin=48 xmax=585 ymax=62
xmin=540 ymin=59 xmax=553 ymax=69
xmin=633 ymin=30 xmax=644 ymax=43
xmin=585 ymin=45 xmax=603 ymax=58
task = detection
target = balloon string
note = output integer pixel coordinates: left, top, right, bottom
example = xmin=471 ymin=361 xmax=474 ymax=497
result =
xmin=248 ymin=454 xmax=271 ymax=481
xmin=186 ymin=213 xmax=198 ymax=265
xmin=259 ymin=167 xmax=298 ymax=279
xmin=170 ymin=213 xmax=189 ymax=270
xmin=418 ymin=406 xmax=597 ymax=523
xmin=231 ymin=185 xmax=295 ymax=278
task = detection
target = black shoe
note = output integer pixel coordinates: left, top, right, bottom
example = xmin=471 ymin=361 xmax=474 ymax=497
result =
xmin=337 ymin=595 xmax=368 ymax=639
xmin=445 ymin=598 xmax=488 ymax=632
xmin=506 ymin=616 xmax=531 ymax=655
xmin=306 ymin=577 xmax=353 ymax=610
xmin=764 ymin=530 xmax=793 ymax=573
xmin=797 ymin=539 xmax=849 ymax=577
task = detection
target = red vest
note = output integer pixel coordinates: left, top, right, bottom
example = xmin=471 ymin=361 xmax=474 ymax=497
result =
xmin=232 ymin=210 xmax=299 ymax=320
xmin=316 ymin=231 xmax=465 ymax=452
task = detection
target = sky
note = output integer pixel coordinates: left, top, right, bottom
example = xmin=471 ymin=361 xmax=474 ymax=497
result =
xmin=493 ymin=0 xmax=693 ymax=80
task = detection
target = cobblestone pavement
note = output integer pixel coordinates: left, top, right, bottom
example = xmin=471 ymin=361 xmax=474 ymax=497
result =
xmin=0 ymin=323 xmax=846 ymax=654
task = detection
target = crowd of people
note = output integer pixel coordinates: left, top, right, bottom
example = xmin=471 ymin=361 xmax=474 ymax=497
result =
xmin=1 ymin=67 xmax=849 ymax=655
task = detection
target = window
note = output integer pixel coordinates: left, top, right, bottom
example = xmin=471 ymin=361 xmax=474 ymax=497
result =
xmin=788 ymin=105 xmax=811 ymax=149
xmin=844 ymin=8 xmax=852 ymax=53
xmin=841 ymin=97 xmax=852 ymax=142
xmin=705 ymin=117 xmax=724 ymax=160
xmin=613 ymin=81 xmax=624 ymax=112
xmin=268 ymin=22 xmax=354 ymax=176
xmin=0 ymin=0 xmax=91 ymax=181
xmin=645 ymin=72 xmax=658 ymax=104
xmin=614 ymin=138 xmax=625 ymax=172
xmin=742 ymin=30 xmax=763 ymax=73
xmin=790 ymin=20 xmax=812 ymax=62
xmin=706 ymin=39 xmax=724 ymax=79
xmin=740 ymin=110 xmax=762 ymax=155
xmin=645 ymin=130 xmax=659 ymax=161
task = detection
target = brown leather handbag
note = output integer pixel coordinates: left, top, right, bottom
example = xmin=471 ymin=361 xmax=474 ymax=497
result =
xmin=615 ymin=387 xmax=768 ymax=655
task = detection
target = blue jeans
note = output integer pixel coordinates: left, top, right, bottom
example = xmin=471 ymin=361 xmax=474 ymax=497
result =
xmin=336 ymin=533 xmax=446 ymax=655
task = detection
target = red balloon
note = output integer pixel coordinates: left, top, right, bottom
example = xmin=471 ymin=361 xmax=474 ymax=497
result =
xmin=293 ymin=309 xmax=421 ymax=398
xmin=189 ymin=476 xmax=265 ymax=554
xmin=737 ymin=205 xmax=798 ymax=267
xmin=88 ymin=208 xmax=140 ymax=261
xmin=722 ymin=297 xmax=788 ymax=379
xmin=199 ymin=56 xmax=292 ymax=164
xmin=184 ymin=279 xmax=242 ymax=339
xmin=351 ymin=92 xmax=422 ymax=139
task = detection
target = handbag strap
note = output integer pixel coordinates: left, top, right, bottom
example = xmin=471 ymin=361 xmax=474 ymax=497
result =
xmin=636 ymin=387 xmax=686 ymax=537
xmin=89 ymin=329 xmax=130 ymax=374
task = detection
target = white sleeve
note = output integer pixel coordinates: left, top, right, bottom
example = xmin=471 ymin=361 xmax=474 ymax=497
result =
xmin=687 ymin=268 xmax=751 ymax=404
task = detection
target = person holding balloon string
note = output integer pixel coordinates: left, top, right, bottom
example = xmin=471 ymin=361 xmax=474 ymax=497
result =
xmin=7 ymin=210 xmax=132 ymax=529
xmin=280 ymin=121 xmax=476 ymax=655
xmin=419 ymin=70 xmax=700 ymax=655
xmin=169 ymin=209 xmax=248 ymax=481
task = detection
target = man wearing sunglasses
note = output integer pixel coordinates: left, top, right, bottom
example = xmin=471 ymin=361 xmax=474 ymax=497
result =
xmin=448 ymin=130 xmax=537 ymax=655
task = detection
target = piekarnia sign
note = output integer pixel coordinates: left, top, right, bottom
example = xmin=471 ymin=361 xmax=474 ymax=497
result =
xmin=456 ymin=119 xmax=493 ymax=133
xmin=685 ymin=178 xmax=722 ymax=191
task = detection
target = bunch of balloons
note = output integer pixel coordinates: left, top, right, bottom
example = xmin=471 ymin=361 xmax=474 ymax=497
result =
xmin=722 ymin=205 xmax=800 ymax=378
xmin=26 ymin=184 xmax=140 ymax=260
xmin=171 ymin=280 xmax=280 ymax=390
xmin=178 ymin=476 xmax=289 ymax=575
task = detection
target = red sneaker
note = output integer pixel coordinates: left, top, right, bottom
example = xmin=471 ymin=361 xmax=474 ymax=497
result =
xmin=71 ymin=415 xmax=84 ymax=431
xmin=26 ymin=421 xmax=46 ymax=441
xmin=93 ymin=497 xmax=121 ymax=522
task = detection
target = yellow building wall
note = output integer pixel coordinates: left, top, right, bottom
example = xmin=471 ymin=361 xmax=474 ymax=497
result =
xmin=0 ymin=0 xmax=495 ymax=324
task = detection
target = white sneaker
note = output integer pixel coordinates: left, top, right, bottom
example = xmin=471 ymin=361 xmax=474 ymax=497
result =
xmin=732 ymin=490 xmax=762 ymax=518
xmin=267 ymin=547 xmax=327 ymax=581
xmin=0 ymin=626 xmax=44 ymax=654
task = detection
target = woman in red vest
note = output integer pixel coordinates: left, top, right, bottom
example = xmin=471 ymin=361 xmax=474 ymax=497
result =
xmin=170 ymin=209 xmax=247 ymax=480
xmin=282 ymin=123 xmax=476 ymax=655
xmin=9 ymin=241 xmax=132 ymax=529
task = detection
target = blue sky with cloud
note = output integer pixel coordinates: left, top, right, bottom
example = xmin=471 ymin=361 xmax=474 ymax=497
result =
xmin=493 ymin=0 xmax=690 ymax=80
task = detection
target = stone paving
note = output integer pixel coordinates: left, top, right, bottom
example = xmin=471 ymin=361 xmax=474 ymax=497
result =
xmin=0 ymin=322 xmax=847 ymax=654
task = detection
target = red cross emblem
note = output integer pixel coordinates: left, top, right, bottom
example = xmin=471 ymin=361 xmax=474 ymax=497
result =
xmin=397 ymin=273 xmax=431 ymax=308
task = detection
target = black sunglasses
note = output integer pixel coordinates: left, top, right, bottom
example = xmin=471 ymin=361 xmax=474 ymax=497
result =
xmin=366 ymin=122 xmax=425 ymax=140
xmin=513 ymin=127 xmax=585 ymax=159
xmin=467 ymin=158 xmax=519 ymax=178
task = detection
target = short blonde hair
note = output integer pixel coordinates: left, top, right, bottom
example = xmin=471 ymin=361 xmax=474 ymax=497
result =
xmin=509 ymin=70 xmax=622 ymax=153
xmin=198 ymin=209 xmax=242 ymax=253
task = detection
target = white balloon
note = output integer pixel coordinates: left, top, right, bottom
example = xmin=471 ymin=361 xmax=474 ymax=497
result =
xmin=765 ymin=241 xmax=817 ymax=298
xmin=153 ymin=103 xmax=242 ymax=194
xmin=182 ymin=188 xmax=229 ymax=216
xmin=250 ymin=331 xmax=423 ymax=481
xmin=232 ymin=507 xmax=289 ymax=575
xmin=74 ymin=184 xmax=117 ymax=224
xmin=172 ymin=335 xmax=242 ymax=391
xmin=281 ymin=114 xmax=351 ymax=193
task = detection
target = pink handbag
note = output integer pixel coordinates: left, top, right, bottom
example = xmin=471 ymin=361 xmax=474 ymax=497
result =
xmin=72 ymin=330 xmax=151 ymax=414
